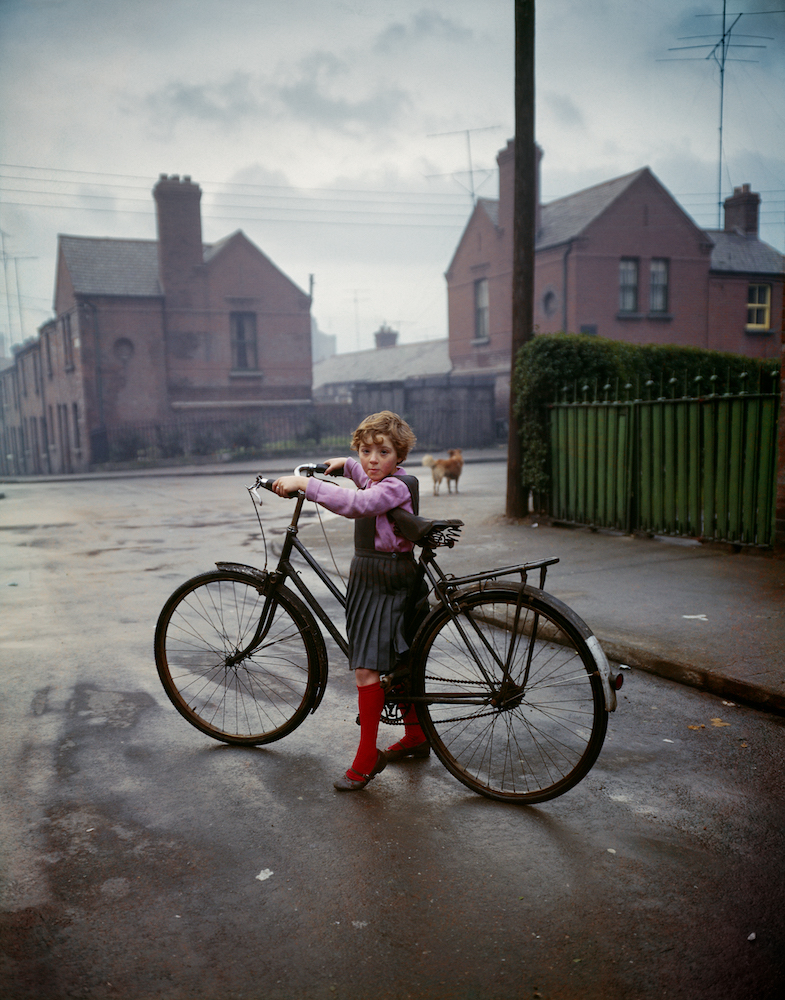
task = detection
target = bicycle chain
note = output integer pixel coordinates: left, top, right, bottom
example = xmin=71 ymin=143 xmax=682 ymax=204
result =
xmin=383 ymin=674 xmax=505 ymax=725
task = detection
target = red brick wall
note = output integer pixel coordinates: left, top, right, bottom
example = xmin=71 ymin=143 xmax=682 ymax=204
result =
xmin=569 ymin=172 xmax=713 ymax=345
xmin=76 ymin=297 xmax=169 ymax=426
xmin=165 ymin=233 xmax=312 ymax=408
xmin=707 ymin=274 xmax=782 ymax=359
xmin=446 ymin=206 xmax=511 ymax=375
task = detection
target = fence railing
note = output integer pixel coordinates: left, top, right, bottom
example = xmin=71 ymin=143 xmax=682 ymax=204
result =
xmin=549 ymin=374 xmax=780 ymax=547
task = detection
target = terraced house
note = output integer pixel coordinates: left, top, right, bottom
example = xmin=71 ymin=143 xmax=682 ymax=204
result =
xmin=446 ymin=140 xmax=784 ymax=415
xmin=0 ymin=174 xmax=312 ymax=474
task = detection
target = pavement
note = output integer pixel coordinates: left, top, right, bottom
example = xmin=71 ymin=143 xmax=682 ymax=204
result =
xmin=3 ymin=447 xmax=784 ymax=715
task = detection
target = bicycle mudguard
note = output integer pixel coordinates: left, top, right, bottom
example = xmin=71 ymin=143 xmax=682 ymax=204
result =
xmin=215 ymin=561 xmax=272 ymax=588
xmin=214 ymin=561 xmax=330 ymax=713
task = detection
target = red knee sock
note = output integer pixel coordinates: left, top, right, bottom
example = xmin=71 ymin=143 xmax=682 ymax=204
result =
xmin=349 ymin=681 xmax=385 ymax=778
xmin=396 ymin=704 xmax=426 ymax=749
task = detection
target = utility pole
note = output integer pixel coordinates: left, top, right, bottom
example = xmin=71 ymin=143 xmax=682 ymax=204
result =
xmin=506 ymin=0 xmax=536 ymax=519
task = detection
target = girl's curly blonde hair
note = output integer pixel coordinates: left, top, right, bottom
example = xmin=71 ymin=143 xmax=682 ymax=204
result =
xmin=351 ymin=410 xmax=416 ymax=462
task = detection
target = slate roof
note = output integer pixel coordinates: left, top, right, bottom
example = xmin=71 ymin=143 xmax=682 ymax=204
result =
xmin=477 ymin=198 xmax=499 ymax=227
xmin=705 ymin=229 xmax=784 ymax=276
xmin=470 ymin=170 xmax=649 ymax=252
xmin=536 ymin=169 xmax=648 ymax=250
xmin=313 ymin=339 xmax=451 ymax=389
xmin=57 ymin=234 xmax=242 ymax=297
xmin=58 ymin=236 xmax=163 ymax=297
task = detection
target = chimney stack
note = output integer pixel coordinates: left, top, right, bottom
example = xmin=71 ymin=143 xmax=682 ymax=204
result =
xmin=723 ymin=183 xmax=760 ymax=236
xmin=374 ymin=324 xmax=398 ymax=349
xmin=153 ymin=174 xmax=203 ymax=301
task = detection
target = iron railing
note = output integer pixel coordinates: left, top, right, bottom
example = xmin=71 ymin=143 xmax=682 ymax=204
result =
xmin=549 ymin=372 xmax=780 ymax=547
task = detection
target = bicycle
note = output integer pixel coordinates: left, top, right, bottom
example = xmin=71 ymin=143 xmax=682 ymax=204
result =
xmin=154 ymin=464 xmax=622 ymax=804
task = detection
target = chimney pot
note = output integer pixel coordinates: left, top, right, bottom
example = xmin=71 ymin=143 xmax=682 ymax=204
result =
xmin=374 ymin=324 xmax=398 ymax=349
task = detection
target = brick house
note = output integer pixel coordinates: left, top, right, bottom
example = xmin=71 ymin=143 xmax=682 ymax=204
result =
xmin=0 ymin=174 xmax=312 ymax=474
xmin=446 ymin=140 xmax=784 ymax=414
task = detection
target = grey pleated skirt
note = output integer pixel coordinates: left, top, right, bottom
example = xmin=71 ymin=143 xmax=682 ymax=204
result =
xmin=345 ymin=549 xmax=418 ymax=673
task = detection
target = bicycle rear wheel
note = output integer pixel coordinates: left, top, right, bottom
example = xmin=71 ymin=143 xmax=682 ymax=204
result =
xmin=412 ymin=584 xmax=607 ymax=803
xmin=154 ymin=570 xmax=324 ymax=745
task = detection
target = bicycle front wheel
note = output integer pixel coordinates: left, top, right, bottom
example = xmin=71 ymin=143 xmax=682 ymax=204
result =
xmin=154 ymin=570 xmax=324 ymax=745
xmin=412 ymin=585 xmax=607 ymax=803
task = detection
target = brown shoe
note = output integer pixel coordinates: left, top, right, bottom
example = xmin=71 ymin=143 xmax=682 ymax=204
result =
xmin=385 ymin=740 xmax=430 ymax=763
xmin=333 ymin=750 xmax=387 ymax=791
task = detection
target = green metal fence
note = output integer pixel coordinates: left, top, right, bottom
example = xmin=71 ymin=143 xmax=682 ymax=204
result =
xmin=549 ymin=376 xmax=780 ymax=547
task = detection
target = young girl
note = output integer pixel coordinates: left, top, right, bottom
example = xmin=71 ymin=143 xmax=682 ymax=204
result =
xmin=272 ymin=410 xmax=429 ymax=791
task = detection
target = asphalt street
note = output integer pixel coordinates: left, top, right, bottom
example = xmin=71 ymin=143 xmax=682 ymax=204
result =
xmin=1 ymin=465 xmax=784 ymax=1000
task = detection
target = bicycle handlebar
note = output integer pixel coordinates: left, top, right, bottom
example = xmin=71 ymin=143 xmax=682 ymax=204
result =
xmin=250 ymin=463 xmax=338 ymax=502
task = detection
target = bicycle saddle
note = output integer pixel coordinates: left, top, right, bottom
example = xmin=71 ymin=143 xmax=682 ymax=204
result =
xmin=389 ymin=507 xmax=463 ymax=547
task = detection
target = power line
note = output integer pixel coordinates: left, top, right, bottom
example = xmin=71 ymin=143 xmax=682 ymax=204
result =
xmin=0 ymin=162 xmax=470 ymax=204
xmin=0 ymin=200 xmax=466 ymax=229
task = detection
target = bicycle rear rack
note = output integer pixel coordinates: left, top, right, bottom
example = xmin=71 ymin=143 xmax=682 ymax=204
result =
xmin=442 ymin=556 xmax=559 ymax=592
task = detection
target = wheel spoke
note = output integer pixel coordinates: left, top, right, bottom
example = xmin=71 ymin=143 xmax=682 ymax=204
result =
xmin=416 ymin=588 xmax=606 ymax=803
xmin=155 ymin=572 xmax=319 ymax=745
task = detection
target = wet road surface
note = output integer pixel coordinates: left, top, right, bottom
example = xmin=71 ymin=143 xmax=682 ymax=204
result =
xmin=1 ymin=468 xmax=783 ymax=1000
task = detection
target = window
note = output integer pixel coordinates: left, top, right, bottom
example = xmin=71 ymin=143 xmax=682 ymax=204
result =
xmin=746 ymin=284 xmax=771 ymax=330
xmin=45 ymin=332 xmax=53 ymax=377
xmin=230 ymin=312 xmax=258 ymax=370
xmin=474 ymin=278 xmax=489 ymax=341
xmin=649 ymin=259 xmax=669 ymax=313
xmin=63 ymin=313 xmax=74 ymax=369
xmin=619 ymin=259 xmax=638 ymax=313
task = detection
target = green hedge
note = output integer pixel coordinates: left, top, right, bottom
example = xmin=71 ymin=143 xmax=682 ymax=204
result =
xmin=512 ymin=333 xmax=780 ymax=495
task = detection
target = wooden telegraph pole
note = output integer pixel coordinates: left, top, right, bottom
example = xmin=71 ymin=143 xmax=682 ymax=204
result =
xmin=506 ymin=0 xmax=536 ymax=518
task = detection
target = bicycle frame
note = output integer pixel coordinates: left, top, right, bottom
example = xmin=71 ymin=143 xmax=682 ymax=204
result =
xmin=238 ymin=473 xmax=603 ymax=713
xmin=266 ymin=491 xmax=350 ymax=657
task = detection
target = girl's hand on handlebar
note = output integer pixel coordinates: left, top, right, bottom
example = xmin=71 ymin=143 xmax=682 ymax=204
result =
xmin=272 ymin=475 xmax=308 ymax=498
xmin=323 ymin=457 xmax=347 ymax=477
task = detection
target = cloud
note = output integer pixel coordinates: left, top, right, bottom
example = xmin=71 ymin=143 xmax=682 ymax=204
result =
xmin=137 ymin=49 xmax=412 ymax=141
xmin=374 ymin=9 xmax=474 ymax=53
xmin=541 ymin=92 xmax=585 ymax=130
xmin=140 ymin=72 xmax=267 ymax=137
xmin=277 ymin=52 xmax=412 ymax=130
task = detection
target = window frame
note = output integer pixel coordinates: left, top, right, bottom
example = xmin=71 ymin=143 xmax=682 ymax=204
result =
xmin=746 ymin=284 xmax=771 ymax=331
xmin=473 ymin=278 xmax=489 ymax=342
xmin=618 ymin=258 xmax=639 ymax=314
xmin=649 ymin=259 xmax=669 ymax=314
xmin=62 ymin=313 xmax=74 ymax=370
xmin=230 ymin=311 xmax=259 ymax=371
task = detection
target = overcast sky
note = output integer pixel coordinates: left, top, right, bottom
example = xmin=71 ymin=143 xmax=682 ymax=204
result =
xmin=1 ymin=0 xmax=783 ymax=356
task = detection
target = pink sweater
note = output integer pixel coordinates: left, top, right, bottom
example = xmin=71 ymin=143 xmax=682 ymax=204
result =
xmin=304 ymin=457 xmax=415 ymax=553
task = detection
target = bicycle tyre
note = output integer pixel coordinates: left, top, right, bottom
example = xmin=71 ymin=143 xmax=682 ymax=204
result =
xmin=411 ymin=583 xmax=607 ymax=804
xmin=154 ymin=569 xmax=324 ymax=745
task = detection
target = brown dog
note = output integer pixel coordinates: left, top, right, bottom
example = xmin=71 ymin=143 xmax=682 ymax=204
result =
xmin=422 ymin=449 xmax=463 ymax=495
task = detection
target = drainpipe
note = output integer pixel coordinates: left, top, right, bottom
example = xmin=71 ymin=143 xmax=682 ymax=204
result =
xmin=38 ymin=337 xmax=52 ymax=474
xmin=562 ymin=240 xmax=573 ymax=333
xmin=82 ymin=299 xmax=107 ymax=463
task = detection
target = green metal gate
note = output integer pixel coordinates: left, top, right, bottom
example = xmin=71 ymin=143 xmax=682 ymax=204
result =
xmin=549 ymin=380 xmax=780 ymax=547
